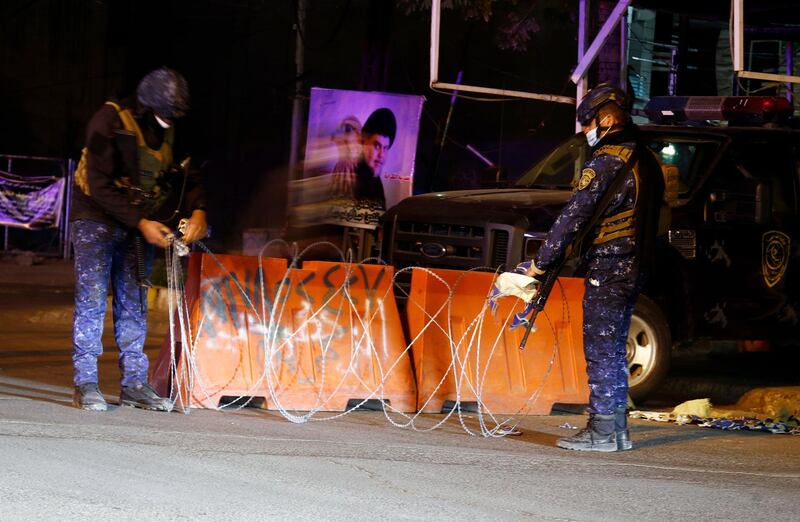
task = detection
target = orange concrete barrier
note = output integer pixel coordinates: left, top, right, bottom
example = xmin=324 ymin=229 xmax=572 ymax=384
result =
xmin=151 ymin=254 xmax=416 ymax=412
xmin=406 ymin=267 xmax=589 ymax=415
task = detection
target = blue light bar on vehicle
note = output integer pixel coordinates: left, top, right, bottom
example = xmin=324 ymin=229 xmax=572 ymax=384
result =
xmin=644 ymin=96 xmax=792 ymax=125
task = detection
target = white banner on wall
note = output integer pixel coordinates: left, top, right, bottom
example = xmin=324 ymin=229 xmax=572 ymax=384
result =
xmin=0 ymin=171 xmax=65 ymax=229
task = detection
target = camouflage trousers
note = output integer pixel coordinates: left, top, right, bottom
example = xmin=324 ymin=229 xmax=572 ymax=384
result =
xmin=582 ymin=255 xmax=641 ymax=415
xmin=71 ymin=219 xmax=154 ymax=387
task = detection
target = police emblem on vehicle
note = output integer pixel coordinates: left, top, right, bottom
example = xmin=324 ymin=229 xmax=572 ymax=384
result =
xmin=762 ymin=231 xmax=790 ymax=288
xmin=421 ymin=242 xmax=447 ymax=258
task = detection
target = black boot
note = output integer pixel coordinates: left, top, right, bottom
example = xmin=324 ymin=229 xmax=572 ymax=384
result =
xmin=615 ymin=407 xmax=633 ymax=451
xmin=119 ymin=383 xmax=171 ymax=411
xmin=556 ymin=414 xmax=617 ymax=452
xmin=73 ymin=383 xmax=108 ymax=411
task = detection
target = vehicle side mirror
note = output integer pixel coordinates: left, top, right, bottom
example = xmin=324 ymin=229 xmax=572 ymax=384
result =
xmin=480 ymin=166 xmax=506 ymax=188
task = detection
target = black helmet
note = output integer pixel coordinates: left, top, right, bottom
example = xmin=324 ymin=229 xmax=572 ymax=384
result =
xmin=136 ymin=67 xmax=190 ymax=120
xmin=576 ymin=82 xmax=631 ymax=126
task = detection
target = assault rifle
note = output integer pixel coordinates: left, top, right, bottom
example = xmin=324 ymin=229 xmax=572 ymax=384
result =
xmin=518 ymin=260 xmax=563 ymax=351
xmin=133 ymin=157 xmax=192 ymax=312
xmin=517 ymin=143 xmax=644 ymax=350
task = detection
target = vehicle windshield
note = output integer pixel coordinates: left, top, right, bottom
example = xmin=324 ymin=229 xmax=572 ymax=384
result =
xmin=642 ymin=135 xmax=723 ymax=200
xmin=515 ymin=130 xmax=724 ymax=195
xmin=514 ymin=133 xmax=588 ymax=189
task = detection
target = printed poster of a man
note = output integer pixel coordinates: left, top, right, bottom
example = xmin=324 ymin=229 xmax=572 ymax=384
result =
xmin=293 ymin=88 xmax=424 ymax=230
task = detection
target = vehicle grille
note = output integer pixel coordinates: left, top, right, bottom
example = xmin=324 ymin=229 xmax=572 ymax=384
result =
xmin=391 ymin=220 xmax=486 ymax=270
xmin=390 ymin=220 xmax=494 ymax=306
xmin=396 ymin=221 xmax=484 ymax=239
xmin=491 ymin=229 xmax=509 ymax=270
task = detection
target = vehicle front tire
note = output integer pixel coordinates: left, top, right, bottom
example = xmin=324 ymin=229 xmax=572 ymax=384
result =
xmin=627 ymin=295 xmax=672 ymax=402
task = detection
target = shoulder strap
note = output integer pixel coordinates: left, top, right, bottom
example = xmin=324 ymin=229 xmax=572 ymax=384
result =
xmin=102 ymin=100 xmax=146 ymax=147
xmin=594 ymin=144 xmax=633 ymax=163
xmin=117 ymin=110 xmax=145 ymax=147
xmin=571 ymin=144 xmax=640 ymax=258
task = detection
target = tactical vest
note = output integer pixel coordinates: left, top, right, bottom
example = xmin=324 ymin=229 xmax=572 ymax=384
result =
xmin=591 ymin=144 xmax=637 ymax=246
xmin=591 ymin=143 xmax=664 ymax=268
xmin=75 ymin=101 xmax=174 ymax=215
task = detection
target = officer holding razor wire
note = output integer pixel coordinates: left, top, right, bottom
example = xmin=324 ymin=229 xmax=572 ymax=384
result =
xmin=70 ymin=67 xmax=207 ymax=412
xmin=524 ymin=83 xmax=664 ymax=452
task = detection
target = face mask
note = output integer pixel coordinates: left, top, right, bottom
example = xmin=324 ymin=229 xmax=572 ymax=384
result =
xmin=154 ymin=114 xmax=172 ymax=129
xmin=585 ymin=116 xmax=611 ymax=147
xmin=585 ymin=127 xmax=600 ymax=147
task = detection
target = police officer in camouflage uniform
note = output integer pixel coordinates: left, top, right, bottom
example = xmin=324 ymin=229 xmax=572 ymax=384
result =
xmin=70 ymin=67 xmax=208 ymax=411
xmin=528 ymin=83 xmax=664 ymax=451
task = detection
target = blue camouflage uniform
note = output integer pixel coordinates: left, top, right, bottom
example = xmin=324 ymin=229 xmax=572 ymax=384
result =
xmin=72 ymin=220 xmax=153 ymax=387
xmin=533 ymin=134 xmax=664 ymax=415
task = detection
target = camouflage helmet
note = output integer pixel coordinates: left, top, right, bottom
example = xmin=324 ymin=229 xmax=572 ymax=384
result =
xmin=576 ymin=82 xmax=631 ymax=126
xmin=136 ymin=67 xmax=190 ymax=120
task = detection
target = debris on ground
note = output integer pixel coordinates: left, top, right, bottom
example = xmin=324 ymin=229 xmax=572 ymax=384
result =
xmin=671 ymin=398 xmax=711 ymax=417
xmin=630 ymin=397 xmax=800 ymax=435
xmin=696 ymin=416 xmax=800 ymax=435
xmin=496 ymin=424 xmax=523 ymax=436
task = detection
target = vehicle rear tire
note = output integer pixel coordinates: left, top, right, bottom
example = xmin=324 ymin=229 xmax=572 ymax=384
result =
xmin=627 ymin=295 xmax=671 ymax=402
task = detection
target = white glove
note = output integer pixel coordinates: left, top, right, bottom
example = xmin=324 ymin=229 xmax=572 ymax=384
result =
xmin=494 ymin=272 xmax=541 ymax=303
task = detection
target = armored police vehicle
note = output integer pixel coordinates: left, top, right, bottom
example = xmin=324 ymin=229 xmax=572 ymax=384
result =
xmin=382 ymin=96 xmax=800 ymax=400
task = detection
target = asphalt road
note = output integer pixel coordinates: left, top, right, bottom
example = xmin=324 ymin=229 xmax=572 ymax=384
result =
xmin=1 ymin=258 xmax=798 ymax=521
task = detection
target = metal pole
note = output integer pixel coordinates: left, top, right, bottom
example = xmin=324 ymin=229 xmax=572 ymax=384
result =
xmin=431 ymin=70 xmax=463 ymax=190
xmin=733 ymin=0 xmax=744 ymax=72
xmin=287 ymin=0 xmax=306 ymax=192
xmin=619 ymin=5 xmax=628 ymax=90
xmin=786 ymin=41 xmax=794 ymax=102
xmin=63 ymin=159 xmax=75 ymax=258
xmin=57 ymin=159 xmax=64 ymax=257
xmin=3 ymin=158 xmax=10 ymax=251
xmin=576 ymin=0 xmax=590 ymax=132
xmin=430 ymin=0 xmax=441 ymax=85
xmin=570 ymin=0 xmax=632 ymax=85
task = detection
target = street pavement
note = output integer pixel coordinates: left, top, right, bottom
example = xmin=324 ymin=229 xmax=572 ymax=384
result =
xmin=1 ymin=258 xmax=798 ymax=521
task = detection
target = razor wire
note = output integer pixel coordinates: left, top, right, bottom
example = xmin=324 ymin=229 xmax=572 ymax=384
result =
xmin=162 ymin=239 xmax=569 ymax=438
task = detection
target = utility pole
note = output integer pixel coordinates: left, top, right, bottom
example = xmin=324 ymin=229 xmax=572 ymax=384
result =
xmin=288 ymin=0 xmax=306 ymax=190
xmin=576 ymin=0 xmax=590 ymax=131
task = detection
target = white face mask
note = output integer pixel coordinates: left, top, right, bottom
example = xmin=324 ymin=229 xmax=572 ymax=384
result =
xmin=154 ymin=114 xmax=172 ymax=129
xmin=585 ymin=116 xmax=611 ymax=147
xmin=585 ymin=127 xmax=600 ymax=147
